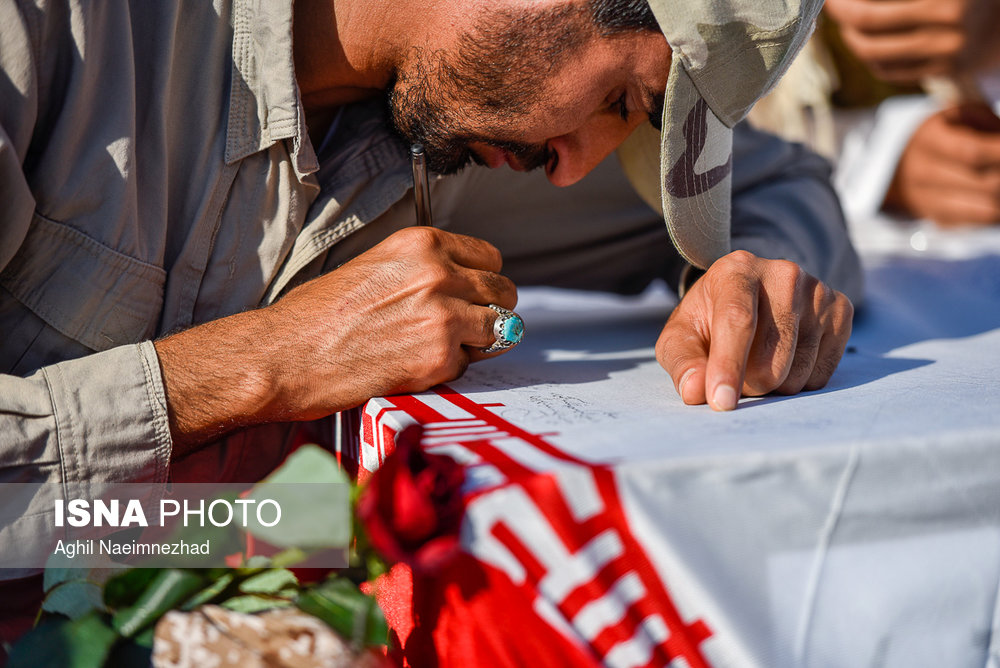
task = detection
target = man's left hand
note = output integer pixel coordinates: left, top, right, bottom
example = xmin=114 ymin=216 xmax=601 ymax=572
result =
xmin=825 ymin=0 xmax=1000 ymax=83
xmin=657 ymin=251 xmax=854 ymax=411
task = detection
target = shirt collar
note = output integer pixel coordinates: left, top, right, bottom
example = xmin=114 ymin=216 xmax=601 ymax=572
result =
xmin=225 ymin=0 xmax=319 ymax=181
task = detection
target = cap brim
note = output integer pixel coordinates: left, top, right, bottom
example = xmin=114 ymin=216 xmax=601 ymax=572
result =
xmin=618 ymin=57 xmax=733 ymax=270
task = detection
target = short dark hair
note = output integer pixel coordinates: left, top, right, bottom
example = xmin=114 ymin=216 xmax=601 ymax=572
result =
xmin=587 ymin=0 xmax=659 ymax=36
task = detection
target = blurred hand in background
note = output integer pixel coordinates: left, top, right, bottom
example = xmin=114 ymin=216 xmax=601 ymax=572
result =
xmin=825 ymin=0 xmax=1000 ymax=84
xmin=883 ymin=102 xmax=1000 ymax=225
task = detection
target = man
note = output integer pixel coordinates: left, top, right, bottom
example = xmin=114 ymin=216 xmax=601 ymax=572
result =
xmin=825 ymin=0 xmax=1000 ymax=225
xmin=0 ymin=0 xmax=857 ymax=491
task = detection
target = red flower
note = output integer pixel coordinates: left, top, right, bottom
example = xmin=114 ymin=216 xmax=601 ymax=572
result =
xmin=357 ymin=425 xmax=466 ymax=574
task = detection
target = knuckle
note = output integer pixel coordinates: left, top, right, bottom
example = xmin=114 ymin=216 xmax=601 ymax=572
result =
xmin=725 ymin=249 xmax=757 ymax=270
xmin=401 ymin=225 xmax=443 ymax=252
xmin=837 ymin=294 xmax=855 ymax=321
xmin=771 ymin=259 xmax=805 ymax=286
xmin=812 ymin=281 xmax=836 ymax=311
xmin=720 ymin=301 xmax=757 ymax=333
xmin=418 ymin=263 xmax=454 ymax=290
xmin=807 ymin=354 xmax=841 ymax=390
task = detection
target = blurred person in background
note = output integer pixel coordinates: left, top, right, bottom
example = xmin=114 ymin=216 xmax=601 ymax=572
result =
xmin=750 ymin=0 xmax=1000 ymax=227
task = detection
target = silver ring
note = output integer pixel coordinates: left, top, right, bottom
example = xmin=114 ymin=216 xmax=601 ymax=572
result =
xmin=481 ymin=304 xmax=524 ymax=354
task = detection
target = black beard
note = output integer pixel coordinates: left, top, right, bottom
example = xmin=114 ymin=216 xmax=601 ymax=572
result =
xmin=385 ymin=83 xmax=551 ymax=176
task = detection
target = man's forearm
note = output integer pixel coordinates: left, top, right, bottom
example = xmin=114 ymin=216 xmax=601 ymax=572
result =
xmin=154 ymin=308 xmax=285 ymax=457
xmin=155 ymin=226 xmax=519 ymax=457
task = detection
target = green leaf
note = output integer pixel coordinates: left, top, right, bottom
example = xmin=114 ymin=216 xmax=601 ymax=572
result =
xmin=181 ymin=572 xmax=235 ymax=611
xmin=111 ymin=569 xmax=204 ymax=638
xmin=43 ymin=565 xmax=81 ymax=593
xmin=8 ymin=613 xmax=118 ymax=668
xmin=42 ymin=580 xmax=106 ymax=620
xmin=263 ymin=445 xmax=348 ymax=485
xmin=221 ymin=594 xmax=293 ymax=614
xmin=246 ymin=446 xmax=352 ymax=550
xmin=270 ymin=546 xmax=308 ymax=569
xmin=295 ymin=578 xmax=388 ymax=648
xmin=103 ymin=569 xmax=159 ymax=609
xmin=243 ymin=554 xmax=272 ymax=569
xmin=239 ymin=568 xmax=298 ymax=595
xmin=160 ymin=490 xmax=246 ymax=563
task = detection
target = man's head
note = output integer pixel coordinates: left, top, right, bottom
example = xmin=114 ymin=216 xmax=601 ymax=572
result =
xmin=386 ymin=0 xmax=668 ymax=180
xmin=385 ymin=0 xmax=822 ymax=268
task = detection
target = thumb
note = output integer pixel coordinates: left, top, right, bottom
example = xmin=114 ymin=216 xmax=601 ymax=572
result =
xmin=656 ymin=314 xmax=710 ymax=405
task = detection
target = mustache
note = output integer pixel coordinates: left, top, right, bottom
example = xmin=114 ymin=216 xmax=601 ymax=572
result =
xmin=384 ymin=81 xmax=552 ymax=175
xmin=471 ymin=138 xmax=552 ymax=172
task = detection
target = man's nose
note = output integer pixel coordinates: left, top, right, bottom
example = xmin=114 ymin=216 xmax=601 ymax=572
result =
xmin=545 ymin=115 xmax=646 ymax=187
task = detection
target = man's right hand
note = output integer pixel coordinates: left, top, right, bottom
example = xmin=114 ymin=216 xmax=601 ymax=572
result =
xmin=884 ymin=103 xmax=1000 ymax=225
xmin=155 ymin=227 xmax=517 ymax=453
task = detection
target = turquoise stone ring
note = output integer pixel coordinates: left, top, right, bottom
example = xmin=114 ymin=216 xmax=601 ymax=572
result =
xmin=482 ymin=304 xmax=525 ymax=353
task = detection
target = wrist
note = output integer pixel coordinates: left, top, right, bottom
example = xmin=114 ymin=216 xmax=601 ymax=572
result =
xmin=154 ymin=307 xmax=285 ymax=455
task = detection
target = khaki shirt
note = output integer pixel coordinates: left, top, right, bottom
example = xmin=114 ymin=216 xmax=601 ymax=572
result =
xmin=0 ymin=0 xmax=416 ymax=486
xmin=0 ymin=1 xmax=863 ymax=495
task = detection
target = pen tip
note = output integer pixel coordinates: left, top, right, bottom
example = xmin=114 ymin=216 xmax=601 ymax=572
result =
xmin=410 ymin=143 xmax=424 ymax=158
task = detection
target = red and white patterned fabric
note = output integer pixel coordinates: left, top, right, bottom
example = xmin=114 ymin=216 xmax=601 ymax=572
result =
xmin=352 ymin=386 xmax=718 ymax=668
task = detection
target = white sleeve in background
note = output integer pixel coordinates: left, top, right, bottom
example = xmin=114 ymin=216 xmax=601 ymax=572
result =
xmin=833 ymin=95 xmax=939 ymax=224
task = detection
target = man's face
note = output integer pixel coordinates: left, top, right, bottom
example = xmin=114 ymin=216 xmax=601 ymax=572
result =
xmin=386 ymin=4 xmax=670 ymax=186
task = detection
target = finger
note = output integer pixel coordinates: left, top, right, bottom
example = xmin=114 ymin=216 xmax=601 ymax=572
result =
xmin=916 ymin=117 xmax=1000 ymax=170
xmin=773 ymin=282 xmax=829 ymax=395
xmin=704 ymin=275 xmax=760 ymax=411
xmin=774 ymin=330 xmax=822 ymax=395
xmin=804 ymin=295 xmax=854 ymax=391
xmin=392 ymin=227 xmax=504 ymax=272
xmin=867 ymin=57 xmax=958 ymax=84
xmin=657 ymin=313 xmax=711 ymax=405
xmin=453 ymin=267 xmax=518 ymax=311
xmin=840 ymin=26 xmax=964 ymax=71
xmin=825 ymin=0 xmax=958 ymax=33
xmin=918 ymin=189 xmax=1000 ymax=225
xmin=742 ymin=261 xmax=806 ymax=395
xmin=406 ymin=323 xmax=473 ymax=391
xmin=465 ymin=304 xmax=523 ymax=361
xmin=441 ymin=231 xmax=504 ymax=272
xmin=902 ymin=151 xmax=1000 ymax=195
xmin=742 ymin=307 xmax=799 ymax=396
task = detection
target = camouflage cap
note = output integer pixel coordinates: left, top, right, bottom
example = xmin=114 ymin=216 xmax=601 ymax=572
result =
xmin=617 ymin=0 xmax=823 ymax=269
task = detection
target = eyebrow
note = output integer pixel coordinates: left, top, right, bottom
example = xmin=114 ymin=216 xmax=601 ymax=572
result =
xmin=640 ymin=81 xmax=665 ymax=131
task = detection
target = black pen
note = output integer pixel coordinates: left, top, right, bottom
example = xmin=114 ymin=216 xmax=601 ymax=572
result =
xmin=410 ymin=144 xmax=434 ymax=227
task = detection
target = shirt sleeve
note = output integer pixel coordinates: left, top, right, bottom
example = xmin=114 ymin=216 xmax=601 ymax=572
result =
xmin=730 ymin=122 xmax=865 ymax=305
xmin=833 ymin=95 xmax=939 ymax=227
xmin=0 ymin=343 xmax=173 ymax=484
xmin=0 ymin=3 xmax=173 ymax=487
